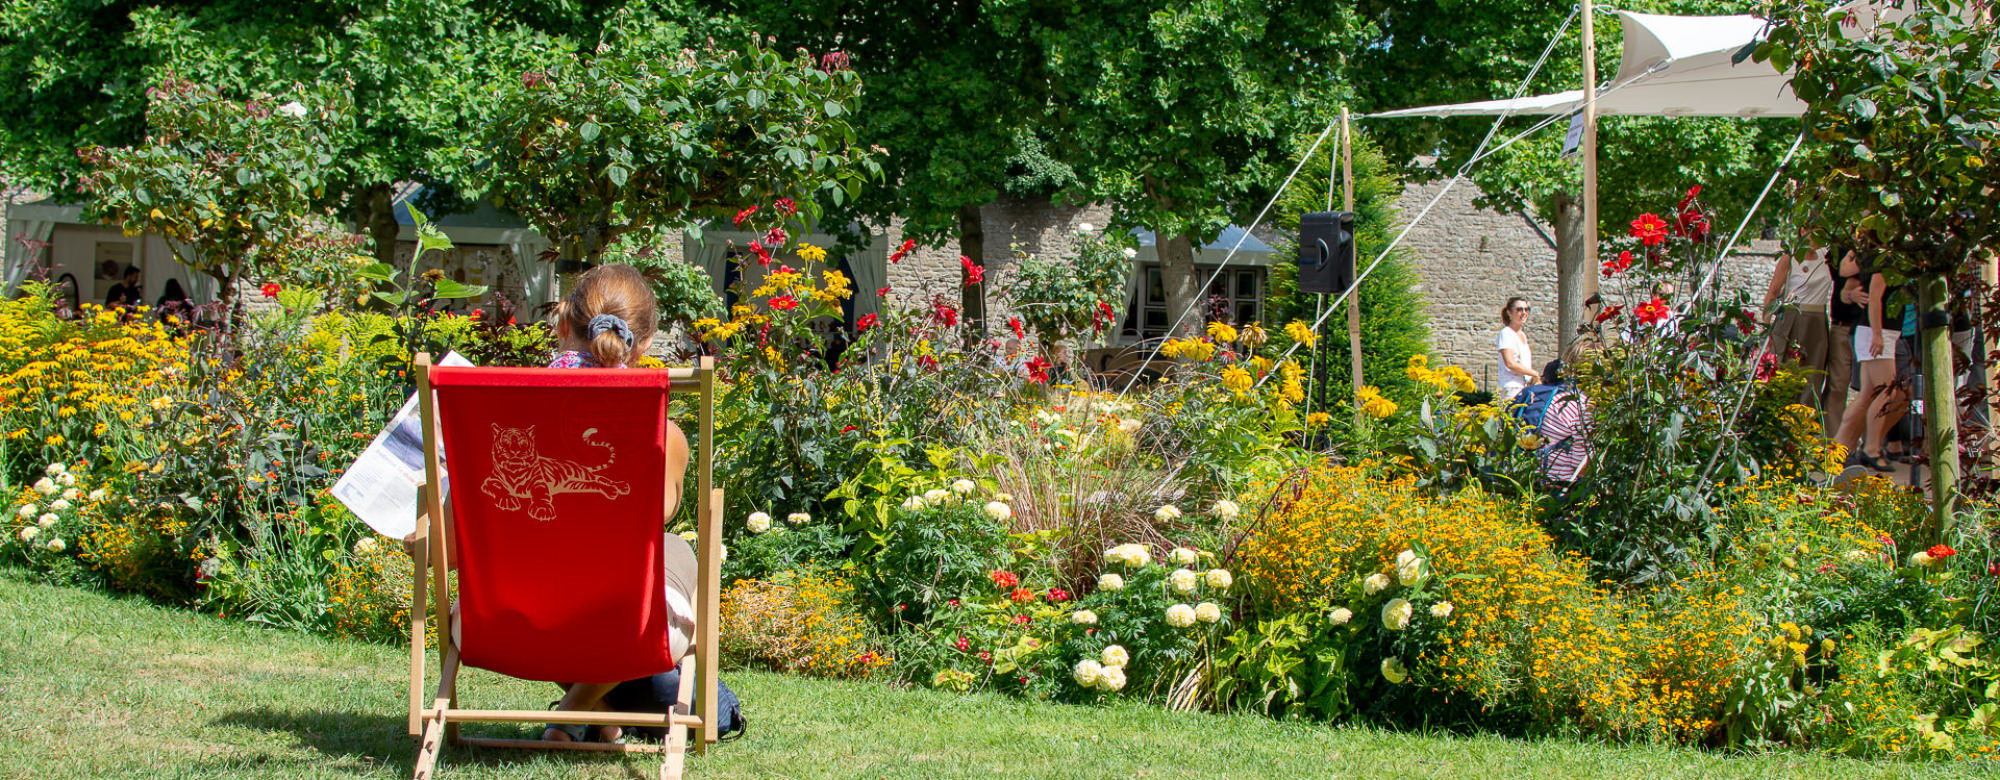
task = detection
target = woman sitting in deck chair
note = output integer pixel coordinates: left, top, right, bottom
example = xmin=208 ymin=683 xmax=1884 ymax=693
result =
xmin=533 ymin=264 xmax=695 ymax=743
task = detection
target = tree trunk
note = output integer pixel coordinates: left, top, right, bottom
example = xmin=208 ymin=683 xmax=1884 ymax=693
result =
xmin=363 ymin=183 xmax=399 ymax=268
xmin=1917 ymin=273 xmax=1959 ymax=542
xmin=958 ymin=204 xmax=987 ymax=340
xmin=1552 ymin=190 xmax=1593 ymax=357
xmin=1157 ymin=233 xmax=1201 ymax=337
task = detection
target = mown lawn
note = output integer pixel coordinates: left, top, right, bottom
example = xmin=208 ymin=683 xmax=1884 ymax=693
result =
xmin=0 ymin=569 xmax=1981 ymax=780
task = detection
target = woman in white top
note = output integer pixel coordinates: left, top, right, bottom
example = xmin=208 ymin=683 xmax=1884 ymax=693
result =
xmin=1762 ymin=238 xmax=1835 ymax=407
xmin=1496 ymin=296 xmax=1536 ymax=399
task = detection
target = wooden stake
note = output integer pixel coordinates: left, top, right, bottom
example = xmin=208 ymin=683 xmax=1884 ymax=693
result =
xmin=1581 ymin=0 xmax=1600 ymax=288
xmin=1342 ymin=108 xmax=1363 ymax=392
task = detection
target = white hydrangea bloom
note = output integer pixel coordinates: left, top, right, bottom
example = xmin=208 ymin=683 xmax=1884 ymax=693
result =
xmin=60 ymin=488 xmax=80 ymax=501
xmin=277 ymin=100 xmax=308 ymax=117
xmin=1395 ymin=550 xmax=1428 ymax=585
xmin=1169 ymin=568 xmax=1199 ymax=594
xmin=18 ymin=526 xmax=38 ymax=542
xmin=44 ymin=463 xmax=67 ymax=476
xmin=32 ymin=478 xmax=56 ymax=495
xmin=678 ymin=530 xmax=699 ymax=543
xmin=56 ymin=472 xmax=75 ymax=487
xmin=1154 ymin=505 xmax=1183 ymax=523
xmin=1909 ymin=551 xmax=1934 ymax=567
xmin=1073 ymin=659 xmax=1104 ymax=688
xmin=1109 ymin=543 xmax=1152 ymax=568
xmin=87 ymin=489 xmax=108 ymax=502
xmin=993 ymin=492 xmax=1013 ymax=503
xmin=44 ymin=537 xmax=64 ymax=553
xmin=951 ymin=479 xmax=977 ymax=496
xmin=15 ymin=504 xmax=35 ymax=519
xmin=1844 ymin=549 xmax=1873 ymax=563
xmin=746 ymin=513 xmax=772 ymax=534
xmin=1382 ymin=598 xmax=1414 ymax=631
xmin=1168 ymin=547 xmax=1199 ymax=566
xmin=1363 ymin=573 xmax=1392 ymax=595
xmin=353 ymin=537 xmax=380 ymax=555
xmin=1210 ymin=500 xmax=1241 ymax=521
xmin=901 ymin=494 xmax=927 ymax=512
xmin=1101 ymin=645 xmax=1130 ymax=668
xmin=1429 ymin=601 xmax=1455 ymax=618
xmin=786 ymin=512 xmax=810 ymax=526
xmin=38 ymin=514 xmax=58 ymax=528
xmin=1165 ymin=603 xmax=1197 ymax=628
xmin=1097 ymin=664 xmax=1127 ymax=692
xmin=1194 ymin=602 xmax=1222 ymax=623
xmin=983 ymin=501 xmax=1013 ymax=521
xmin=1381 ymin=657 xmax=1407 ymax=684
xmin=1098 ymin=573 xmax=1125 ymax=591
xmin=1071 ymin=609 xmax=1098 ymax=625
xmin=1329 ymin=607 xmax=1353 ymax=625
xmin=922 ymin=488 xmax=951 ymax=505
xmin=1205 ymin=569 xmax=1233 ymax=591
xmin=718 ymin=543 xmax=728 ymax=564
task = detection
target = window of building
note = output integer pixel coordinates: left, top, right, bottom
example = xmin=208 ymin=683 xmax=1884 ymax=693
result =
xmin=1121 ymin=263 xmax=1265 ymax=340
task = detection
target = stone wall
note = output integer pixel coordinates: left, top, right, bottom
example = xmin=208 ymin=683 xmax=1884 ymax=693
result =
xmin=1391 ymin=177 xmax=1779 ymax=390
xmin=885 ymin=196 xmax=1115 ymax=328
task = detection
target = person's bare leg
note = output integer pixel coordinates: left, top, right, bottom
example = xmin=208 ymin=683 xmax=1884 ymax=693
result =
xmin=544 ymin=681 xmax=623 ymax=741
xmin=664 ymin=421 xmax=690 ymax=520
xmin=1863 ymin=386 xmax=1908 ymax=462
xmin=1836 ymin=373 xmax=1881 ymax=451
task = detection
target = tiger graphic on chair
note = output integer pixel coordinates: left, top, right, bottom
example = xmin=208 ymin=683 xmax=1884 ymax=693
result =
xmin=482 ymin=424 xmax=630 ymax=521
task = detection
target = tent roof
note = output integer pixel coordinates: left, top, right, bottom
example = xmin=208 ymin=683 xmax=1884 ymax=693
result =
xmin=1369 ymin=11 xmax=1803 ymax=119
xmin=1132 ymin=226 xmax=1274 ymax=255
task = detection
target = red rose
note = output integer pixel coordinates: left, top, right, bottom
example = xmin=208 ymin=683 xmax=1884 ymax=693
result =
xmin=990 ymin=570 xmax=1020 ymax=588
xmin=1008 ymin=317 xmax=1026 ymax=340
xmin=259 ymin=282 xmax=282 ymax=299
xmin=856 ymin=313 xmax=879 ymax=331
xmin=1630 ymin=213 xmax=1671 ymax=246
xmin=733 ymin=206 xmax=758 ymax=227
xmin=1928 ymin=544 xmax=1957 ymax=558
xmin=961 ymin=255 xmax=984 ymax=286
xmin=1009 ymin=587 xmax=1036 ymax=604
xmin=769 ymin=295 xmax=799 ymax=311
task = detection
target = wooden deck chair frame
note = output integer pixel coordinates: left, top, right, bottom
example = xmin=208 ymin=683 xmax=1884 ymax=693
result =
xmin=404 ymin=353 xmax=723 ymax=780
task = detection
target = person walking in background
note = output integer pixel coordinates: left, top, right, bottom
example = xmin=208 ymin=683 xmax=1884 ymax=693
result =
xmin=1762 ymin=235 xmax=1834 ymax=408
xmin=104 ymin=265 xmax=143 ymax=313
xmin=1835 ymin=253 xmax=1908 ymax=471
xmin=1825 ymin=247 xmax=1863 ymax=438
xmin=1496 ymin=296 xmax=1536 ymax=398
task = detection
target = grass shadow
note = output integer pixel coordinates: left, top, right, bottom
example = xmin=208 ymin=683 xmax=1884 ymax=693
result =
xmin=212 ymin=706 xmax=656 ymax=777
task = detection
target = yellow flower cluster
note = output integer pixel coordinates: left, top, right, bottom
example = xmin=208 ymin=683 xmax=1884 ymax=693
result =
xmin=1284 ymin=320 xmax=1317 ymax=347
xmin=1355 ymin=385 xmax=1398 ymax=419
xmin=1160 ymin=338 xmax=1216 ymax=362
xmin=1206 ymin=321 xmax=1238 ymax=344
xmin=1219 ymin=365 xmax=1253 ymax=398
xmin=1406 ymin=354 xmax=1476 ymax=395
xmin=326 ymin=531 xmax=414 ymax=642
xmin=719 ymin=571 xmax=890 ymax=679
xmin=1238 ymin=464 xmax=1851 ymax=743
xmin=814 ymin=269 xmax=853 ymax=305
xmin=797 ymin=243 xmax=829 ymax=263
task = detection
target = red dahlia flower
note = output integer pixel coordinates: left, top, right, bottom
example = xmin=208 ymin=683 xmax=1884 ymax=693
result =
xmin=1636 ymin=297 xmax=1670 ymax=325
xmin=733 ymin=206 xmax=758 ymax=227
xmin=856 ymin=313 xmax=879 ymax=331
xmin=259 ymin=282 xmax=282 ymax=299
xmin=1008 ymin=317 xmax=1026 ymax=340
xmin=1630 ymin=213 xmax=1671 ymax=246
xmin=1928 ymin=544 xmax=1957 ymax=558
xmin=1026 ymin=356 xmax=1052 ymax=384
xmin=769 ymin=295 xmax=799 ymax=311
xmin=1594 ymin=304 xmax=1623 ymax=323
xmin=961 ymin=255 xmax=984 ymax=285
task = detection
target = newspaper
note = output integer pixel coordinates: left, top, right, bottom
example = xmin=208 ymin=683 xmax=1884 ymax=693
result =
xmin=332 ymin=351 xmax=473 ymax=539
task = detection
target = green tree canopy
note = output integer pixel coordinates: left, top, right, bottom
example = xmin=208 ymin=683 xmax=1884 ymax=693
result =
xmin=477 ymin=37 xmax=882 ymax=263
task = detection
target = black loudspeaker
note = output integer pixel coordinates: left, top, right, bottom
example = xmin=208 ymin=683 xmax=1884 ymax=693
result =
xmin=1297 ymin=211 xmax=1356 ymax=295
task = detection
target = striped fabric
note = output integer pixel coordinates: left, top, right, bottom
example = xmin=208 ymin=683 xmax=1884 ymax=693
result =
xmin=1537 ymin=391 xmax=1592 ymax=483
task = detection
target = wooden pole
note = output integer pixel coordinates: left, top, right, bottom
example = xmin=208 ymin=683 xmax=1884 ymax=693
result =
xmin=1581 ymin=0 xmax=1600 ymax=298
xmin=1342 ymin=108 xmax=1363 ymax=393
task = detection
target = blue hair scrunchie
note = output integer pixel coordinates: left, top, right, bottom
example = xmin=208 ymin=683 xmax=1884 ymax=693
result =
xmin=587 ymin=313 xmax=635 ymax=349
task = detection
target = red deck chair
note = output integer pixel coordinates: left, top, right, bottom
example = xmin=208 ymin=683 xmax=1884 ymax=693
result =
xmin=405 ymin=353 xmax=723 ymax=780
